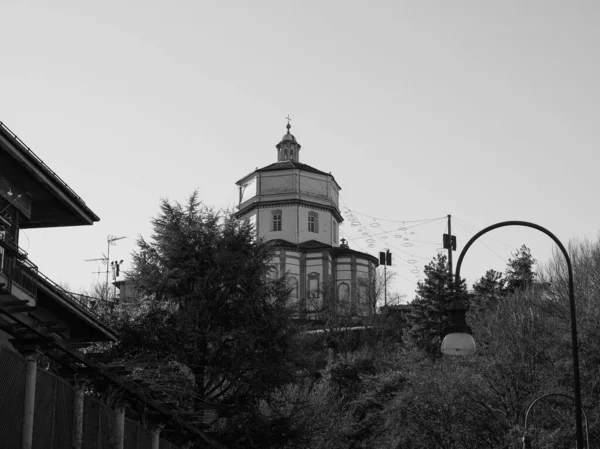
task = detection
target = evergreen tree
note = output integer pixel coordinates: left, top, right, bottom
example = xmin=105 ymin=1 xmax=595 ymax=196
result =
xmin=473 ymin=269 xmax=505 ymax=305
xmin=106 ymin=192 xmax=294 ymax=438
xmin=504 ymin=244 xmax=536 ymax=293
xmin=408 ymin=254 xmax=466 ymax=356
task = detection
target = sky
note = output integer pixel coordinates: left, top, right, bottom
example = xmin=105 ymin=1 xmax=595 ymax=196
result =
xmin=2 ymin=1 xmax=599 ymax=301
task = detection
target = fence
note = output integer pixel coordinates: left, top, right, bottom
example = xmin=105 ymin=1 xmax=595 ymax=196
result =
xmin=0 ymin=347 xmax=181 ymax=449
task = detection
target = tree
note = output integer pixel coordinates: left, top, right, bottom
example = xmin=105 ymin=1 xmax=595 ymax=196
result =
xmin=356 ymin=268 xmax=397 ymax=316
xmin=104 ymin=192 xmax=294 ymax=443
xmin=472 ymin=269 xmax=505 ymax=306
xmin=407 ymin=254 xmax=466 ymax=356
xmin=504 ymin=244 xmax=536 ymax=293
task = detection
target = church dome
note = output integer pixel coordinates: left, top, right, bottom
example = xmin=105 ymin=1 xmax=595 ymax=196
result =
xmin=279 ymin=123 xmax=297 ymax=143
xmin=276 ymin=121 xmax=301 ymax=162
xmin=281 ymin=132 xmax=297 ymax=142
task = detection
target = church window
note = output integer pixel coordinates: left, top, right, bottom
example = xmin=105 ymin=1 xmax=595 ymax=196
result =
xmin=308 ymin=211 xmax=318 ymax=233
xmin=338 ymin=282 xmax=350 ymax=314
xmin=287 ymin=276 xmax=298 ymax=299
xmin=308 ymin=272 xmax=320 ymax=299
xmin=272 ymin=210 xmax=282 ymax=231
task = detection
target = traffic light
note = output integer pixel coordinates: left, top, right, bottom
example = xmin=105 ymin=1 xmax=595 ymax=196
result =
xmin=379 ymin=250 xmax=392 ymax=266
xmin=443 ymin=233 xmax=457 ymax=251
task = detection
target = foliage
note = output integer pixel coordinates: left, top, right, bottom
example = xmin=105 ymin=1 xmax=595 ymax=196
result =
xmin=472 ymin=269 xmax=505 ymax=307
xmin=97 ymin=192 xmax=295 ymax=445
xmin=270 ymin=236 xmax=600 ymax=448
xmin=505 ymin=244 xmax=536 ymax=293
xmin=407 ymin=254 xmax=467 ymax=357
xmin=356 ymin=268 xmax=398 ymax=316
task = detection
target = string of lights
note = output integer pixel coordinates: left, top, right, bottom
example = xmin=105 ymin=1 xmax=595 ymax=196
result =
xmin=338 ymin=200 xmax=449 ymax=289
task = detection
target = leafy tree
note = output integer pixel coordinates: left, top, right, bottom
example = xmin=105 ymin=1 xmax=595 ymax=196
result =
xmin=505 ymin=244 xmax=536 ymax=293
xmin=408 ymin=254 xmax=466 ymax=357
xmin=104 ymin=192 xmax=295 ymax=445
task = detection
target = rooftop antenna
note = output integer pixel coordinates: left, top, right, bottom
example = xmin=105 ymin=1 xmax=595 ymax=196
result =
xmin=85 ymin=253 xmax=108 ymax=278
xmin=106 ymin=235 xmax=126 ymax=289
xmin=85 ymin=234 xmax=126 ymax=288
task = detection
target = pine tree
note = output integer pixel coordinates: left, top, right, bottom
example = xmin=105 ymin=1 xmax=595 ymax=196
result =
xmin=504 ymin=244 xmax=536 ymax=293
xmin=408 ymin=254 xmax=466 ymax=356
xmin=108 ymin=192 xmax=294 ymax=430
xmin=473 ymin=269 xmax=505 ymax=305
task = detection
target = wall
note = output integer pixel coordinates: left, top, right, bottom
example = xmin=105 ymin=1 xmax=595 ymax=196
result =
xmin=0 ymin=346 xmax=185 ymax=449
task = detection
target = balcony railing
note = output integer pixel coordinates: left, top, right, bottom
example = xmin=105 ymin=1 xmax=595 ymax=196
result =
xmin=0 ymin=237 xmax=38 ymax=298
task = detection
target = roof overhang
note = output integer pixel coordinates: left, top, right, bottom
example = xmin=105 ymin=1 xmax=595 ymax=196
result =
xmin=0 ymin=122 xmax=100 ymax=228
xmin=34 ymin=275 xmax=119 ymax=342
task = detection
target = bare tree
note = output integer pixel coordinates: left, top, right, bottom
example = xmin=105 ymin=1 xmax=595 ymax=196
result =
xmin=356 ymin=268 xmax=398 ymax=317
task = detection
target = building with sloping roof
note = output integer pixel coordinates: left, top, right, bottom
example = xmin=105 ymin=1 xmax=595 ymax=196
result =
xmin=235 ymin=122 xmax=378 ymax=319
xmin=0 ymin=121 xmax=117 ymax=346
xmin=0 ymin=121 xmax=198 ymax=449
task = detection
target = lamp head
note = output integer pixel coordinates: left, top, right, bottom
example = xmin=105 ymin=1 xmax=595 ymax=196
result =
xmin=441 ymin=299 xmax=476 ymax=356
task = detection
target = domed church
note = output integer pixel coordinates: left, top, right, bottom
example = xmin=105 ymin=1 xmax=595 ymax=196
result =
xmin=235 ymin=122 xmax=378 ymax=319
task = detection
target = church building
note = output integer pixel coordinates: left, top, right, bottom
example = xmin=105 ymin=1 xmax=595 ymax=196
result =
xmin=235 ymin=122 xmax=378 ymax=319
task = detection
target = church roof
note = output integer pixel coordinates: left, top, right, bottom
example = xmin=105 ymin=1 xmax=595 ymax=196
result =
xmin=257 ymin=160 xmax=329 ymax=176
xmin=268 ymin=239 xmax=379 ymax=265
xmin=235 ymin=160 xmax=341 ymax=189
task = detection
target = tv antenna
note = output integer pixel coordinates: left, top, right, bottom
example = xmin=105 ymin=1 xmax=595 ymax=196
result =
xmin=86 ymin=253 xmax=108 ymax=278
xmin=85 ymin=234 xmax=126 ymax=288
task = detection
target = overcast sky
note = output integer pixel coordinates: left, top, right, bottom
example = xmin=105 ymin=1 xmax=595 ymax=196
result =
xmin=2 ymin=1 xmax=599 ymax=299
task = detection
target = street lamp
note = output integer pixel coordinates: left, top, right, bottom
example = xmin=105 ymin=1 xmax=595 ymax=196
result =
xmin=522 ymin=393 xmax=589 ymax=449
xmin=441 ymin=299 xmax=476 ymax=355
xmin=443 ymin=221 xmax=583 ymax=449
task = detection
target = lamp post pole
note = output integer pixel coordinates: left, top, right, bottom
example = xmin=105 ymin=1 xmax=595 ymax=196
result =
xmin=454 ymin=221 xmax=583 ymax=449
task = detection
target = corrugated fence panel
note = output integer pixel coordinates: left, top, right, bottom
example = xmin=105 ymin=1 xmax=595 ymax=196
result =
xmin=124 ymin=418 xmax=138 ymax=449
xmin=82 ymin=396 xmax=101 ymax=449
xmin=33 ymin=370 xmax=57 ymax=449
xmin=98 ymin=400 xmax=114 ymax=449
xmin=0 ymin=347 xmax=27 ymax=449
xmin=53 ymin=377 xmax=75 ymax=449
xmin=137 ymin=424 xmax=152 ymax=449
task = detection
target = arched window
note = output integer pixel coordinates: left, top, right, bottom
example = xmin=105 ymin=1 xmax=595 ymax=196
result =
xmin=287 ymin=276 xmax=298 ymax=299
xmin=308 ymin=211 xmax=319 ymax=233
xmin=337 ymin=282 xmax=350 ymax=314
xmin=307 ymin=272 xmax=320 ymax=298
xmin=338 ymin=282 xmax=350 ymax=301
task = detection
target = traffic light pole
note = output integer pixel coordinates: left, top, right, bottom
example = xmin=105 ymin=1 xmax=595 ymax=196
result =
xmin=447 ymin=215 xmax=453 ymax=279
xmin=384 ymin=262 xmax=387 ymax=307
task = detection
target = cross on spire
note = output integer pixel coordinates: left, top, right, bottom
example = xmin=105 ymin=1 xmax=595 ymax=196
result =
xmin=285 ymin=115 xmax=292 ymax=132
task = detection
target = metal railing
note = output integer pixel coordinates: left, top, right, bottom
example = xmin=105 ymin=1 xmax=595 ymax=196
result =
xmin=36 ymin=270 xmax=107 ymax=323
xmin=0 ymin=237 xmax=38 ymax=298
xmin=0 ymin=236 xmax=109 ymax=326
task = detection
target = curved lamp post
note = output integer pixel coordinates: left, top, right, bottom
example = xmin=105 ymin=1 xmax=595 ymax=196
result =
xmin=522 ymin=393 xmax=589 ymax=449
xmin=441 ymin=221 xmax=583 ymax=449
